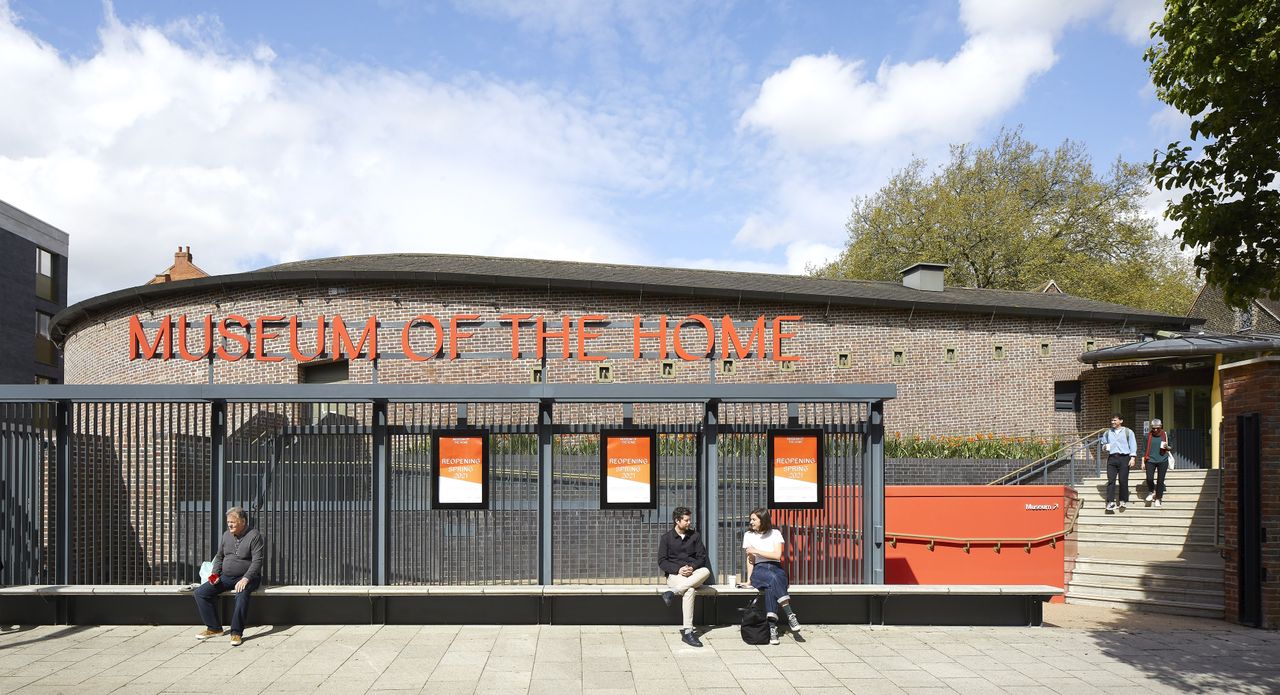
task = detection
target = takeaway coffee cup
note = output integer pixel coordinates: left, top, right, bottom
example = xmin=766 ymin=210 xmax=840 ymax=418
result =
xmin=1103 ymin=443 xmax=1110 ymax=453
xmin=728 ymin=574 xmax=738 ymax=587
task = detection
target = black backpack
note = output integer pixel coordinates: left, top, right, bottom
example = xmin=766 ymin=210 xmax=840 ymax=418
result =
xmin=739 ymin=593 xmax=770 ymax=645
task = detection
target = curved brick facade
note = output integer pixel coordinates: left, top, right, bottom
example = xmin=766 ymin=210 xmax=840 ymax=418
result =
xmin=61 ymin=279 xmax=1159 ymax=438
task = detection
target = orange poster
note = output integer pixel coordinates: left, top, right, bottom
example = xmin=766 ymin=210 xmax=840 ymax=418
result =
xmin=600 ymin=429 xmax=657 ymax=508
xmin=433 ymin=429 xmax=489 ymax=508
xmin=440 ymin=437 xmax=484 ymax=483
xmin=769 ymin=430 xmax=823 ymax=508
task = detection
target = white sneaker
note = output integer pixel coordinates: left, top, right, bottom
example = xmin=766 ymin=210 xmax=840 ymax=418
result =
xmin=1118 ymin=501 xmax=1126 ymax=511
xmin=1145 ymin=492 xmax=1155 ymax=502
xmin=1106 ymin=502 xmax=1116 ymax=511
xmin=1154 ymin=499 xmax=1162 ymax=507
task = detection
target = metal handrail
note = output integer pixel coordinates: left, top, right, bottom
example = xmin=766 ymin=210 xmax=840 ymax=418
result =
xmin=887 ymin=499 xmax=1082 ymax=551
xmin=987 ymin=428 xmax=1107 ymax=486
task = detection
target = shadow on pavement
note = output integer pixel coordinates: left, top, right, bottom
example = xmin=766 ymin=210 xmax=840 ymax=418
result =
xmin=1045 ymin=603 xmax=1280 ymax=692
xmin=0 ymin=625 xmax=91 ymax=650
xmin=245 ymin=624 xmax=294 ymax=642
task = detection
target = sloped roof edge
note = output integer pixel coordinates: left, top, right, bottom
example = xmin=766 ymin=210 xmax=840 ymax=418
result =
xmin=53 ymin=253 xmax=1198 ymax=342
xmin=1080 ymin=332 xmax=1280 ymax=364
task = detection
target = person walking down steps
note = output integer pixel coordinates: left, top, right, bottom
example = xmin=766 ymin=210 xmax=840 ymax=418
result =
xmin=1101 ymin=414 xmax=1138 ymax=512
xmin=1143 ymin=419 xmax=1173 ymax=507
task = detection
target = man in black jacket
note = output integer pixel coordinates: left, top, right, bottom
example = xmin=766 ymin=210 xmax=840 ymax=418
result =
xmin=658 ymin=506 xmax=711 ymax=647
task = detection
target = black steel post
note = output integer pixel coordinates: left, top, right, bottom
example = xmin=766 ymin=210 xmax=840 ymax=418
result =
xmin=372 ymin=398 xmax=389 ymax=585
xmin=538 ymin=399 xmax=553 ymax=585
xmin=55 ymin=399 xmax=71 ymax=585
xmin=210 ymin=398 xmax=227 ymax=559
xmin=862 ymin=401 xmax=885 ymax=584
xmin=704 ymin=400 xmax=719 ymax=580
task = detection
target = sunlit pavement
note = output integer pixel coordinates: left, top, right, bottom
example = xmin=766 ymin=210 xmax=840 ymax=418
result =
xmin=1 ymin=603 xmax=1277 ymax=694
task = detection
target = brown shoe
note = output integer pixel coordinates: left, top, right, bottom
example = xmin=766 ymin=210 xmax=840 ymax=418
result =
xmin=230 ymin=634 xmax=242 ymax=647
xmin=195 ymin=628 xmax=221 ymax=640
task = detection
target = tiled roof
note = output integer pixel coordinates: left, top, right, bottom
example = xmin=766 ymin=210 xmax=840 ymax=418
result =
xmin=258 ymin=253 xmax=1192 ymax=323
xmin=53 ymin=252 xmax=1195 ymax=339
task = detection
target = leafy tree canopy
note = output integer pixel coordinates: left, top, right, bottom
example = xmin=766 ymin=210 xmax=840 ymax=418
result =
xmin=1147 ymin=0 xmax=1280 ymax=308
xmin=813 ymin=129 xmax=1199 ymax=316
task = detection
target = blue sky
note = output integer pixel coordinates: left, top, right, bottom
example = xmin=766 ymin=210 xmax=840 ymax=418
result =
xmin=0 ymin=0 xmax=1183 ymax=302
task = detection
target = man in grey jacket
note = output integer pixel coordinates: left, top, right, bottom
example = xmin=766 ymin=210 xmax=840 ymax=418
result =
xmin=194 ymin=507 xmax=265 ymax=646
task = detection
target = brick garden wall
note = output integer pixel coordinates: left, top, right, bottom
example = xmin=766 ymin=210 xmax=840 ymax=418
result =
xmin=1220 ymin=358 xmax=1280 ymax=626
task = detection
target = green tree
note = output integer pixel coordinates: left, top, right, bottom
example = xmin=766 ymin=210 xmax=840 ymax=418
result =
xmin=814 ymin=129 xmax=1198 ymax=316
xmin=1146 ymin=0 xmax=1280 ymax=309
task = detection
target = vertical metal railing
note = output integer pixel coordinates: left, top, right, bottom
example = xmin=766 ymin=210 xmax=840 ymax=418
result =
xmin=0 ymin=402 xmax=56 ymax=585
xmin=221 ymin=401 xmax=373 ymax=585
xmin=549 ymin=402 xmax=700 ymax=584
xmin=387 ymin=402 xmax=539 ymax=585
xmin=62 ymin=401 xmax=211 ymax=584
xmin=715 ymin=402 xmax=866 ymax=585
xmin=0 ymin=391 xmax=884 ymax=587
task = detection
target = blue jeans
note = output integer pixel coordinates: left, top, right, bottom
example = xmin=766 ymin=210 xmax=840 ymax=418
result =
xmin=749 ymin=561 xmax=791 ymax=620
xmin=194 ymin=575 xmax=260 ymax=635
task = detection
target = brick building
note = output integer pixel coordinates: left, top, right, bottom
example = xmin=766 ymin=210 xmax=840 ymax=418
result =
xmin=1190 ymin=283 xmax=1280 ymax=335
xmin=52 ymin=254 xmax=1194 ymax=439
xmin=1083 ymin=333 xmax=1280 ymax=626
xmin=1220 ymin=357 xmax=1280 ymax=627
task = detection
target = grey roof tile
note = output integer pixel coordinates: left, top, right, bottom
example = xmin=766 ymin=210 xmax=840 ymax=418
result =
xmin=53 ymin=252 xmax=1195 ymax=339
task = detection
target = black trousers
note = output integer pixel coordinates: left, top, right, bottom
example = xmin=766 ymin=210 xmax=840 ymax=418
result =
xmin=1145 ymin=459 xmax=1169 ymax=499
xmin=1105 ymin=453 xmax=1130 ymax=504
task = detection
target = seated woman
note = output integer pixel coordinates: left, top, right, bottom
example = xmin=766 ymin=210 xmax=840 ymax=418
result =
xmin=739 ymin=507 xmax=801 ymax=644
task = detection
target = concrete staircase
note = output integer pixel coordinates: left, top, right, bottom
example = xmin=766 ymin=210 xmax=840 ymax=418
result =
xmin=1067 ymin=469 xmax=1225 ymax=618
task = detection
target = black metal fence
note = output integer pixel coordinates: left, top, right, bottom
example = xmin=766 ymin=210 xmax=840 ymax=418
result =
xmin=0 ymin=384 xmax=889 ymax=587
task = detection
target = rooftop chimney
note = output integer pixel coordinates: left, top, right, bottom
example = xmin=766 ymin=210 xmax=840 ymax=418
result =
xmin=899 ymin=262 xmax=948 ymax=292
xmin=146 ymin=245 xmax=210 ymax=285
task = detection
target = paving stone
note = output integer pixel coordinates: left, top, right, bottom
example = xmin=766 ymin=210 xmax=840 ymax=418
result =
xmin=582 ymin=669 xmax=634 ymax=690
xmin=528 ymin=679 xmax=583 ymax=695
xmin=531 ymin=660 xmax=584 ymax=679
xmin=881 ymin=669 xmax=947 ymax=688
xmin=723 ymin=662 xmax=782 ymax=679
xmin=835 ymin=678 xmax=909 ymax=694
xmin=775 ymin=668 xmax=843 ymax=688
xmin=6 ymin=610 xmax=1280 ymax=692
xmin=945 ymin=677 xmax=1001 ymax=694
xmin=736 ymin=678 xmax=799 ymax=695
xmin=799 ymin=648 xmax=861 ymax=663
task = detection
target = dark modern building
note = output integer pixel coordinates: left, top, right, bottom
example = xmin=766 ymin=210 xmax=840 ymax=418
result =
xmin=0 ymin=199 xmax=69 ymax=384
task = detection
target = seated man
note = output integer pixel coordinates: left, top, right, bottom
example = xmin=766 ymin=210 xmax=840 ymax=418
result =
xmin=194 ymin=506 xmax=265 ymax=646
xmin=658 ymin=506 xmax=712 ymax=647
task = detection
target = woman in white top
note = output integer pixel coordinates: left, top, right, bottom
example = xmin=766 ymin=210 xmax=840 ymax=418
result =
xmin=738 ymin=507 xmax=801 ymax=644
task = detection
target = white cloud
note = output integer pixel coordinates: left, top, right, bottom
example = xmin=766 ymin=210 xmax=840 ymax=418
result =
xmin=740 ymin=38 xmax=1054 ymax=151
xmin=741 ymin=0 xmax=1162 ymax=153
xmin=664 ymin=239 xmax=842 ymax=278
xmin=1149 ymin=103 xmax=1191 ymax=140
xmin=1142 ymin=185 xmax=1188 ymax=242
xmin=0 ymin=6 xmax=683 ymax=303
xmin=1105 ymin=0 xmax=1163 ymax=43
xmin=734 ymin=0 xmax=1168 ymax=275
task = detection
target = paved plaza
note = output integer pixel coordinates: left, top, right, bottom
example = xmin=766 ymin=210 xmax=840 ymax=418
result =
xmin=1 ymin=605 xmax=1278 ymax=694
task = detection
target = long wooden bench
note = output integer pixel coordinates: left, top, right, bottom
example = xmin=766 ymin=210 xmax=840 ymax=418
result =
xmin=0 ymin=583 xmax=1062 ymax=627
